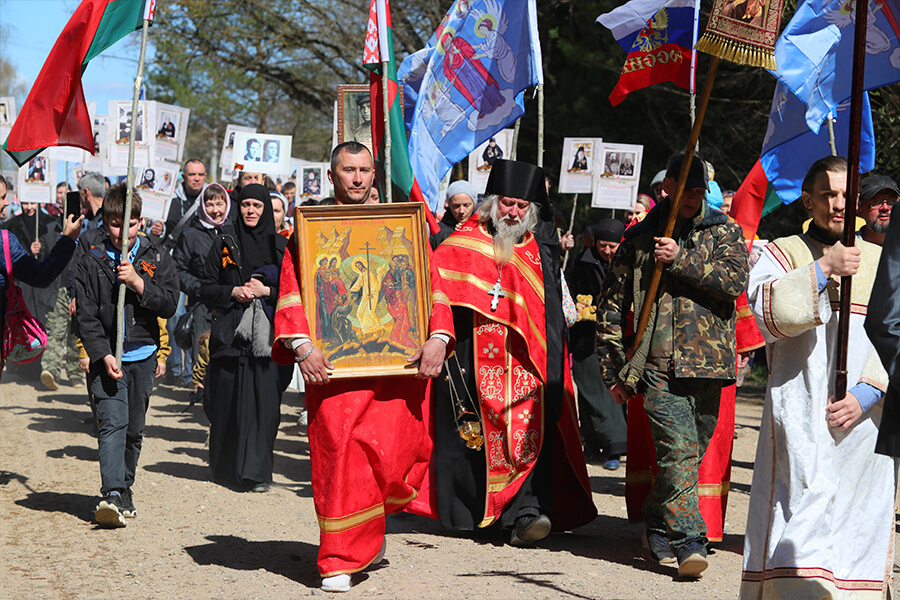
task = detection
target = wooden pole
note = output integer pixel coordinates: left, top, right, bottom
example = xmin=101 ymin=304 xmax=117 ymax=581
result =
xmin=382 ymin=61 xmax=393 ymax=203
xmin=834 ymin=0 xmax=869 ymax=401
xmin=115 ymin=18 xmax=150 ymax=367
xmin=537 ymin=84 xmax=544 ymax=168
xmin=562 ymin=193 xmax=579 ymax=270
xmin=631 ymin=56 xmax=720 ymax=355
xmin=827 ymin=113 xmax=838 ymax=156
xmin=510 ymin=119 xmax=521 ymax=161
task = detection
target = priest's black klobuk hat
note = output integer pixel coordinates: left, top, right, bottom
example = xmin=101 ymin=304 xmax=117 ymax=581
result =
xmin=484 ymin=159 xmax=548 ymax=206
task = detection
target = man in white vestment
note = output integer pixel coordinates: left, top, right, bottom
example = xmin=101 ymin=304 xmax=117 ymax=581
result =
xmin=741 ymin=156 xmax=895 ymax=599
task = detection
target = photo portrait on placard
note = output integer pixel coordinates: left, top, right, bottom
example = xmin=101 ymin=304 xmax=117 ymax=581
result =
xmin=301 ymin=166 xmax=323 ymax=198
xmin=137 ymin=167 xmax=157 ymax=189
xmin=618 ymin=152 xmax=636 ymax=177
xmin=0 ymin=100 xmax=9 ymax=126
xmin=26 ymin=157 xmax=47 ymax=183
xmin=569 ymin=142 xmax=593 ymax=173
xmin=231 ymin=131 xmax=292 ymax=176
xmin=218 ymin=124 xmax=256 ymax=172
xmin=156 ymin=109 xmax=179 ymax=139
xmin=117 ymin=103 xmax=144 ymax=145
xmin=602 ymin=150 xmax=620 ymax=177
xmin=558 ymin=137 xmax=600 ymax=195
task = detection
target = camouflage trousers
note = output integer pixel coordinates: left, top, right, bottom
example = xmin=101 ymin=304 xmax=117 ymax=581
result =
xmin=641 ymin=369 xmax=721 ymax=550
xmin=42 ymin=288 xmax=80 ymax=380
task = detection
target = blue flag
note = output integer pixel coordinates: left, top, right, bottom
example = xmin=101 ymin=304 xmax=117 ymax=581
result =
xmin=772 ymin=0 xmax=900 ymax=132
xmin=760 ymin=81 xmax=876 ymax=207
xmin=398 ymin=0 xmax=543 ymax=211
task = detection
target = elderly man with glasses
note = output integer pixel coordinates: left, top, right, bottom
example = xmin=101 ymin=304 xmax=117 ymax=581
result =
xmin=858 ymin=174 xmax=899 ymax=246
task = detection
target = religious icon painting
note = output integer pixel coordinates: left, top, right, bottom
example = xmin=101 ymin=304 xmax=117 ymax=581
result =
xmin=294 ymin=202 xmax=433 ymax=379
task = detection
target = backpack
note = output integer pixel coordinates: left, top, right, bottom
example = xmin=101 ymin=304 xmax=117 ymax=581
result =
xmin=1 ymin=230 xmax=48 ymax=367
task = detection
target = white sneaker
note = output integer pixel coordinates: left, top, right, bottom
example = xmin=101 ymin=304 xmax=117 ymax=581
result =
xmin=321 ymin=574 xmax=351 ymax=593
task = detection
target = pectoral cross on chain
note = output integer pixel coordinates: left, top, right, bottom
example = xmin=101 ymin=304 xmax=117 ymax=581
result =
xmin=489 ymin=277 xmax=505 ymax=311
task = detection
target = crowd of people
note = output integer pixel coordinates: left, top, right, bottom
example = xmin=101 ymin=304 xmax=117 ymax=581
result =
xmin=2 ymin=143 xmax=900 ymax=596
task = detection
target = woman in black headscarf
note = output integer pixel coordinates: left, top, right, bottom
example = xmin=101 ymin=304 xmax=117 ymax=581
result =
xmin=199 ymin=184 xmax=290 ymax=492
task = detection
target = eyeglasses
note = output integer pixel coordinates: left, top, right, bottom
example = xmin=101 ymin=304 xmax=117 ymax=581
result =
xmin=862 ymin=196 xmax=899 ymax=208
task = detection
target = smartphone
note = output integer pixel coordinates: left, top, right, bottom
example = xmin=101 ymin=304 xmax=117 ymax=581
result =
xmin=65 ymin=190 xmax=82 ymax=221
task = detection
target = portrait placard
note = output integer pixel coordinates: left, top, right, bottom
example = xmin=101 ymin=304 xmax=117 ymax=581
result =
xmin=231 ymin=131 xmax=292 ymax=176
xmin=154 ymin=103 xmax=190 ymax=163
xmin=591 ymin=142 xmax=644 ymax=210
xmin=16 ymin=152 xmax=56 ymax=204
xmin=133 ymin=161 xmax=179 ymax=221
xmin=299 ymin=163 xmax=330 ymax=201
xmin=558 ymin=137 xmax=602 ymax=195
xmin=107 ymin=100 xmax=154 ymax=168
xmin=294 ymin=202 xmax=432 ymax=379
xmin=0 ymin=96 xmax=16 ymax=145
xmin=337 ymin=84 xmax=374 ymax=150
xmin=219 ymin=124 xmax=256 ymax=176
xmin=468 ymin=128 xmax=514 ymax=194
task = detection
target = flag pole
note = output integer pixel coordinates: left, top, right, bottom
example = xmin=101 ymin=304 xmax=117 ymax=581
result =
xmin=834 ymin=0 xmax=868 ymax=401
xmin=115 ymin=17 xmax=150 ymax=367
xmin=537 ymin=84 xmax=544 ymax=168
xmin=631 ymin=56 xmax=720 ymax=356
xmin=381 ymin=60 xmax=393 ymax=203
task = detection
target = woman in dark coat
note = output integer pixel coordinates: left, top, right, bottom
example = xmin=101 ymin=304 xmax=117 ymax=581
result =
xmin=199 ymin=184 xmax=290 ymax=492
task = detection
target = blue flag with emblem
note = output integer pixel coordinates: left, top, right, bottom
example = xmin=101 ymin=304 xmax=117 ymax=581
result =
xmin=772 ymin=0 xmax=900 ymax=132
xmin=398 ymin=0 xmax=543 ymax=211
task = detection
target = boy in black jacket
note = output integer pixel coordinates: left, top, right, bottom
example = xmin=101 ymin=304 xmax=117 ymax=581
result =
xmin=74 ymin=184 xmax=179 ymax=527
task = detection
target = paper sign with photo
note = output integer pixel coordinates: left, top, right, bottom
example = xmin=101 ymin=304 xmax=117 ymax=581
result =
xmin=154 ymin=103 xmax=190 ymax=163
xmin=219 ymin=124 xmax=256 ymax=172
xmin=16 ymin=152 xmax=56 ymax=203
xmin=559 ymin=137 xmax=601 ymax=195
xmin=467 ymin=128 xmax=514 ymax=195
xmin=134 ymin=161 xmax=179 ymax=221
xmin=0 ymin=96 xmax=17 ymax=143
xmin=107 ymin=100 xmax=154 ymax=168
xmin=231 ymin=131 xmax=292 ymax=177
xmin=591 ymin=142 xmax=644 ymax=210
xmin=299 ymin=164 xmax=326 ymax=200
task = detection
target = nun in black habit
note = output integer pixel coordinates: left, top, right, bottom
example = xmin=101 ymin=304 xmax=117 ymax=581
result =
xmin=199 ymin=184 xmax=291 ymax=492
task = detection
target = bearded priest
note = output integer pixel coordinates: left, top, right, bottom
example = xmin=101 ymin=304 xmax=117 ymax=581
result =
xmin=426 ymin=159 xmax=597 ymax=546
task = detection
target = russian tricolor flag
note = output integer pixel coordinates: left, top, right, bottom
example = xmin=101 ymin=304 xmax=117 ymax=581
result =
xmin=597 ymin=0 xmax=698 ymax=106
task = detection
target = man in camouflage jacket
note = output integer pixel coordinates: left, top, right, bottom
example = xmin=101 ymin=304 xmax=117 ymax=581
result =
xmin=595 ymin=151 xmax=749 ymax=577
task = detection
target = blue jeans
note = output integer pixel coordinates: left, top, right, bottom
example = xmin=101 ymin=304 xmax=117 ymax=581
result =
xmin=90 ymin=353 xmax=156 ymax=495
xmin=166 ymin=292 xmax=193 ymax=384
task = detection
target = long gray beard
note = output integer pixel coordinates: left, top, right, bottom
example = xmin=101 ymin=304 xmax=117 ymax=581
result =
xmin=491 ymin=214 xmax=528 ymax=265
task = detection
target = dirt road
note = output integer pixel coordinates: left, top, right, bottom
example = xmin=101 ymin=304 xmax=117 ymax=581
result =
xmin=0 ymin=375 xmax=890 ymax=599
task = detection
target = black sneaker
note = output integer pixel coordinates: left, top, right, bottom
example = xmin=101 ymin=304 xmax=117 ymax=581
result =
xmin=676 ymin=540 xmax=708 ymax=578
xmin=95 ymin=491 xmax=127 ymax=528
xmin=642 ymin=530 xmax=676 ymax=565
xmin=121 ymin=489 xmax=136 ymax=519
xmin=510 ymin=514 xmax=551 ymax=547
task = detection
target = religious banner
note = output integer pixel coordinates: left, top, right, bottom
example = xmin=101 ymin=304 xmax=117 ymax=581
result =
xmin=771 ymin=0 xmax=900 ymax=131
xmin=16 ymin=152 xmax=56 ymax=204
xmin=231 ymin=131 xmax=292 ymax=177
xmin=399 ymin=0 xmax=543 ymax=212
xmin=133 ymin=160 xmax=179 ymax=221
xmin=153 ymin=103 xmax=190 ymax=163
xmin=293 ymin=202 xmax=433 ymax=379
xmin=106 ymin=100 xmax=154 ymax=168
xmin=591 ymin=142 xmax=644 ymax=210
xmin=695 ymin=0 xmax=786 ymax=69
xmin=558 ymin=137 xmax=602 ymax=195
xmin=467 ymin=128 xmax=514 ymax=194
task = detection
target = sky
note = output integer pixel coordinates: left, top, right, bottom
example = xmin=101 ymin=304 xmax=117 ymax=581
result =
xmin=1 ymin=0 xmax=146 ymax=112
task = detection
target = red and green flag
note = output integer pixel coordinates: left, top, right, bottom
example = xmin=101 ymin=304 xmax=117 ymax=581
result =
xmin=3 ymin=0 xmax=155 ymax=167
xmin=362 ymin=0 xmax=438 ymax=234
xmin=729 ymin=159 xmax=782 ymax=243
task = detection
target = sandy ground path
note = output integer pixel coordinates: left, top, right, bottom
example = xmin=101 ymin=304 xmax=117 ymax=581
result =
xmin=0 ymin=375 xmax=893 ymax=599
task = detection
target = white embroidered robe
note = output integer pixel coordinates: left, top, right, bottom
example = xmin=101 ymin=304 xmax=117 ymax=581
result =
xmin=741 ymin=234 xmax=895 ymax=600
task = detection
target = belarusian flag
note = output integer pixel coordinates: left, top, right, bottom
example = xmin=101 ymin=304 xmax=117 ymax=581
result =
xmin=3 ymin=0 xmax=155 ymax=167
xmin=362 ymin=0 xmax=438 ymax=234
